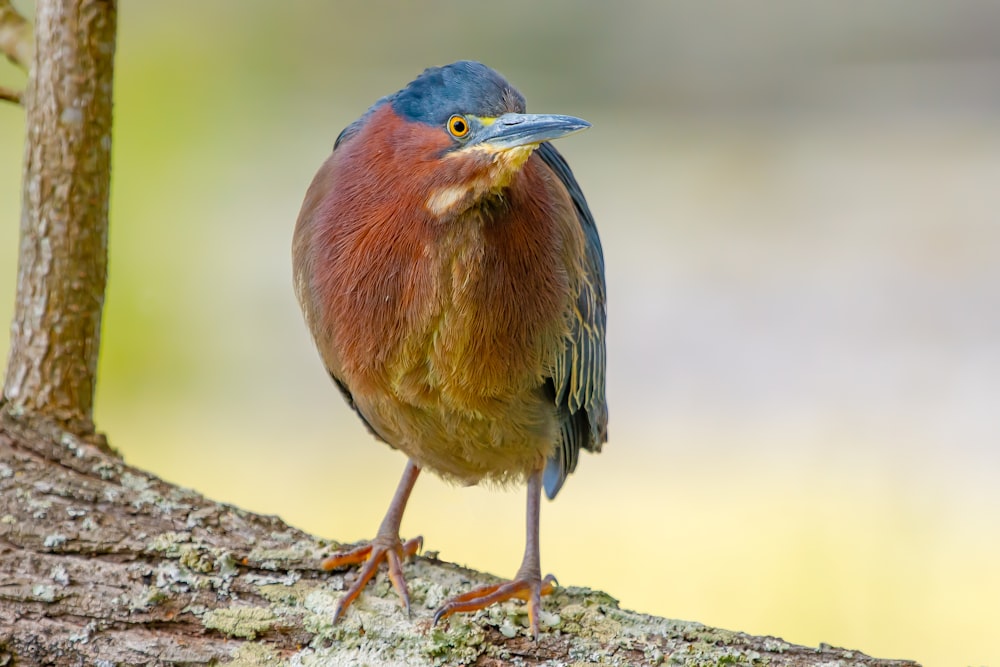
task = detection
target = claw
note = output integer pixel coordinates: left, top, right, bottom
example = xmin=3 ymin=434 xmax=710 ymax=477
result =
xmin=320 ymin=462 xmax=423 ymax=624
xmin=433 ymin=573 xmax=558 ymax=640
xmin=322 ymin=543 xmax=374 ymax=570
xmin=324 ymin=535 xmax=423 ymax=623
xmin=433 ymin=470 xmax=556 ymax=640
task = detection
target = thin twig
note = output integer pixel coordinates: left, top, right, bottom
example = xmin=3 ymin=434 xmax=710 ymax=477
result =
xmin=0 ymin=83 xmax=21 ymax=104
xmin=0 ymin=0 xmax=33 ymax=71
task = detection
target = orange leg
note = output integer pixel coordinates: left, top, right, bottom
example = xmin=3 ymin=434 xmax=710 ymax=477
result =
xmin=433 ymin=468 xmax=556 ymax=639
xmin=322 ymin=460 xmax=422 ymax=623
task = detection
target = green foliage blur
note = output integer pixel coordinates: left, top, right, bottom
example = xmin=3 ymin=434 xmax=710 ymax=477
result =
xmin=2 ymin=2 xmax=999 ymax=666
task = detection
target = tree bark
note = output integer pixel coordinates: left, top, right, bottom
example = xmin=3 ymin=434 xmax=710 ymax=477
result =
xmin=0 ymin=413 xmax=920 ymax=667
xmin=2 ymin=0 xmax=115 ymax=432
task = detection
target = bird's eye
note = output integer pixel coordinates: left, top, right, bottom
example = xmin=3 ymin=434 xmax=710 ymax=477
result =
xmin=447 ymin=115 xmax=470 ymax=138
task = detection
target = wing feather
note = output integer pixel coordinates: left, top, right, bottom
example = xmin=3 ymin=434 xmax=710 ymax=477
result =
xmin=537 ymin=142 xmax=608 ymax=499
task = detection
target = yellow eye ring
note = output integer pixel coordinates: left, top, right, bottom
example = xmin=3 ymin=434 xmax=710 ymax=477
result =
xmin=447 ymin=114 xmax=470 ymax=138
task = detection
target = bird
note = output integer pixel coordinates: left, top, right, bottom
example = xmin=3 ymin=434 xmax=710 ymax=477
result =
xmin=292 ymin=60 xmax=607 ymax=639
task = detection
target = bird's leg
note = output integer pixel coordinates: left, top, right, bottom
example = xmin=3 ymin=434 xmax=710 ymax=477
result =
xmin=322 ymin=460 xmax=422 ymax=623
xmin=433 ymin=468 xmax=556 ymax=639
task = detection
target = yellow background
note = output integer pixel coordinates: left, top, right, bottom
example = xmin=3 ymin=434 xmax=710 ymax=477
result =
xmin=2 ymin=2 xmax=998 ymax=665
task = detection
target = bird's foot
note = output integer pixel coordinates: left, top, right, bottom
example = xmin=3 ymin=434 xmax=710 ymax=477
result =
xmin=322 ymin=535 xmax=423 ymax=623
xmin=433 ymin=573 xmax=557 ymax=639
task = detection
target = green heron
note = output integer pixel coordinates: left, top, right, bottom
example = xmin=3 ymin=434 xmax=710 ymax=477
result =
xmin=292 ymin=60 xmax=607 ymax=638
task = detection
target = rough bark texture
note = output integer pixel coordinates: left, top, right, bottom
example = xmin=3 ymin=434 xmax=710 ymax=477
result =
xmin=2 ymin=0 xmax=115 ymax=431
xmin=0 ymin=412 xmax=921 ymax=667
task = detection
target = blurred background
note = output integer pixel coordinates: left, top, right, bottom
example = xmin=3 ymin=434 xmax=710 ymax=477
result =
xmin=2 ymin=1 xmax=998 ymax=665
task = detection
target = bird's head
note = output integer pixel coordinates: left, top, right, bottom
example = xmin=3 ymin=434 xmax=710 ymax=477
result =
xmin=337 ymin=61 xmax=590 ymax=218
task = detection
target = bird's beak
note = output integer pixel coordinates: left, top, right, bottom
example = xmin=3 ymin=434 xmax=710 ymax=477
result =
xmin=473 ymin=113 xmax=590 ymax=150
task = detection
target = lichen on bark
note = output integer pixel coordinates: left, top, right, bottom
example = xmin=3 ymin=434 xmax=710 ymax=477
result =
xmin=0 ymin=412 xmax=921 ymax=667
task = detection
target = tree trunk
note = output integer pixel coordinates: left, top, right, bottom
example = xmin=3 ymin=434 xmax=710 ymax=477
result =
xmin=2 ymin=0 xmax=116 ymax=432
xmin=0 ymin=413 xmax=921 ymax=667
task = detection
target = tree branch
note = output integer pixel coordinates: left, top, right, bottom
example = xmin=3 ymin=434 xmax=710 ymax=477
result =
xmin=0 ymin=83 xmax=21 ymax=104
xmin=0 ymin=0 xmax=32 ymax=71
xmin=0 ymin=412 xmax=920 ymax=667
